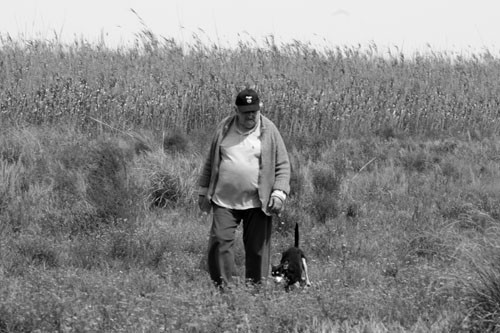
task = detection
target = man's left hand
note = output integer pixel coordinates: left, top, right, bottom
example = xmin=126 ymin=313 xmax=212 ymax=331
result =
xmin=268 ymin=196 xmax=284 ymax=215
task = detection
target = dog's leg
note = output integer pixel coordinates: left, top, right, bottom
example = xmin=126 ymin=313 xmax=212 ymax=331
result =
xmin=302 ymin=258 xmax=311 ymax=287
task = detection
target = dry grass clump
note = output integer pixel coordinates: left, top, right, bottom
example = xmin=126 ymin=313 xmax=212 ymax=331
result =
xmin=461 ymin=241 xmax=500 ymax=332
xmin=149 ymin=172 xmax=182 ymax=208
xmin=129 ymin=136 xmax=199 ymax=210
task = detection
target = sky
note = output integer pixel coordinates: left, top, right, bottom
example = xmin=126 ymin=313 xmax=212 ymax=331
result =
xmin=1 ymin=0 xmax=499 ymax=55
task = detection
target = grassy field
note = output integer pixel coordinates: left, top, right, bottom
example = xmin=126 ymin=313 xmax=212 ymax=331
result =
xmin=2 ymin=34 xmax=500 ymax=332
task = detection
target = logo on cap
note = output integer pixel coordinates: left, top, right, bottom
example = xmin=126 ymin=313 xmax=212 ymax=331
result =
xmin=246 ymin=96 xmax=253 ymax=104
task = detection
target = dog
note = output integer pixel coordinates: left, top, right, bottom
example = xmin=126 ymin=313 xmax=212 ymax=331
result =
xmin=272 ymin=222 xmax=311 ymax=291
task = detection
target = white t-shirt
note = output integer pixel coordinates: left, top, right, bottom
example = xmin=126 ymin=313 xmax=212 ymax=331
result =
xmin=212 ymin=120 xmax=262 ymax=209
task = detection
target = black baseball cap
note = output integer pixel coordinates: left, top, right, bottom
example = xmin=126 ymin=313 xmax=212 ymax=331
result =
xmin=235 ymin=89 xmax=260 ymax=112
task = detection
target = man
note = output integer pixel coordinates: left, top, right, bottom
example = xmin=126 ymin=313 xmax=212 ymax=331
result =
xmin=198 ymin=88 xmax=291 ymax=288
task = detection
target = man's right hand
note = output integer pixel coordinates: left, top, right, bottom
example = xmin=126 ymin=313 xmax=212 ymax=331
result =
xmin=198 ymin=195 xmax=212 ymax=213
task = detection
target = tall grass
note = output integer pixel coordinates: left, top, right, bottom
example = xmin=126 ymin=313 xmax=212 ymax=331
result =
xmin=2 ymin=34 xmax=500 ymax=140
xmin=2 ymin=34 xmax=500 ymax=331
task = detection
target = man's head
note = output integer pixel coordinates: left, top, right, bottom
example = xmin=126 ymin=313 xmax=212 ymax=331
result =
xmin=234 ymin=89 xmax=261 ymax=130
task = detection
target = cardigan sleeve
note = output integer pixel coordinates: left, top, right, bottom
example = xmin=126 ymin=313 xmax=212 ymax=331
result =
xmin=272 ymin=125 xmax=291 ymax=195
xmin=198 ymin=116 xmax=233 ymax=195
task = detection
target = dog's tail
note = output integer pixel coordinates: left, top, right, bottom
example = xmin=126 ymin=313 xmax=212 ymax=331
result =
xmin=294 ymin=222 xmax=299 ymax=248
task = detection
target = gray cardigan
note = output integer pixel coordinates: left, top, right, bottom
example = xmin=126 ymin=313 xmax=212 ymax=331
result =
xmin=198 ymin=114 xmax=291 ymax=215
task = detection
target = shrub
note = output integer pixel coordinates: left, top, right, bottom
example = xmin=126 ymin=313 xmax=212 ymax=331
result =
xmin=311 ymin=164 xmax=343 ymax=195
xmin=311 ymin=191 xmax=342 ymax=224
xmin=86 ymin=140 xmax=131 ymax=219
xmin=309 ymin=164 xmax=343 ymax=223
xmin=135 ymin=147 xmax=198 ymax=209
xmin=287 ymin=147 xmax=310 ymax=200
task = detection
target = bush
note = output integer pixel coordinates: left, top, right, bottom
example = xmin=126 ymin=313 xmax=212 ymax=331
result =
xmin=311 ymin=191 xmax=342 ymax=224
xmin=287 ymin=147 xmax=310 ymax=199
xmin=310 ymin=165 xmax=343 ymax=223
xmin=86 ymin=140 xmax=132 ymax=220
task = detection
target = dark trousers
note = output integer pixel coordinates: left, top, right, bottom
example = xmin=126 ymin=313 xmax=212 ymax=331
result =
xmin=208 ymin=204 xmax=272 ymax=286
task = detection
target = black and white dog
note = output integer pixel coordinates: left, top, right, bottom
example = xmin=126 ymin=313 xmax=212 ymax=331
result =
xmin=272 ymin=223 xmax=311 ymax=291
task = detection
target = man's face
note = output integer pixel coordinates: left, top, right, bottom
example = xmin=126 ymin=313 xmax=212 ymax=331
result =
xmin=235 ymin=108 xmax=259 ymax=130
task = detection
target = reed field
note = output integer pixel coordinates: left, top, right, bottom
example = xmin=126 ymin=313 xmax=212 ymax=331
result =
xmin=2 ymin=32 xmax=500 ymax=332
